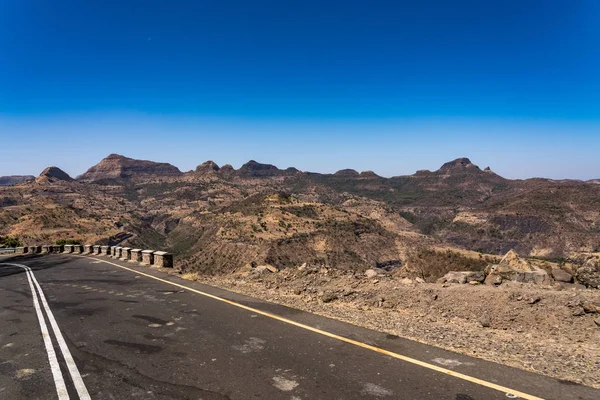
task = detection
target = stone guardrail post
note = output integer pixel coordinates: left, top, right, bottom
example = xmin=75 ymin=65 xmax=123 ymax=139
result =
xmin=53 ymin=245 xmax=64 ymax=253
xmin=153 ymin=251 xmax=174 ymax=268
xmin=15 ymin=247 xmax=28 ymax=254
xmin=32 ymin=246 xmax=41 ymax=254
xmin=63 ymin=244 xmax=73 ymax=254
xmin=120 ymin=247 xmax=131 ymax=261
xmin=72 ymin=244 xmax=83 ymax=254
xmin=100 ymin=245 xmax=109 ymax=256
xmin=42 ymin=245 xmax=50 ymax=253
xmin=93 ymin=245 xmax=101 ymax=255
xmin=130 ymin=249 xmax=142 ymax=263
xmin=141 ymin=250 xmax=155 ymax=265
xmin=114 ymin=247 xmax=122 ymax=259
xmin=83 ymin=245 xmax=93 ymax=254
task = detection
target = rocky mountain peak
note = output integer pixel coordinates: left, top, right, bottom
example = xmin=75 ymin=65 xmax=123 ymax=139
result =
xmin=439 ymin=158 xmax=479 ymax=172
xmin=238 ymin=160 xmax=282 ymax=177
xmin=359 ymin=170 xmax=379 ymax=178
xmin=195 ymin=160 xmax=220 ymax=173
xmin=334 ymin=169 xmax=360 ymax=177
xmin=78 ymin=154 xmax=182 ymax=182
xmin=36 ymin=166 xmax=73 ymax=183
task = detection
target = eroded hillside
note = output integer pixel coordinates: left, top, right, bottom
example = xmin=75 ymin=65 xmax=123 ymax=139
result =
xmin=2 ymin=154 xmax=600 ymax=281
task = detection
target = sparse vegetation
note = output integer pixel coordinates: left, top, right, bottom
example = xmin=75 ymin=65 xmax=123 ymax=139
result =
xmin=0 ymin=236 xmax=22 ymax=248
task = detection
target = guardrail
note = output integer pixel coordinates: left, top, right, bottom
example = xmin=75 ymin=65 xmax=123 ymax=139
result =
xmin=7 ymin=244 xmax=174 ymax=268
xmin=0 ymin=248 xmax=16 ymax=254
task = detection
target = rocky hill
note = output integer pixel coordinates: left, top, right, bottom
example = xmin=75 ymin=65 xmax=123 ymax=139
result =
xmin=1 ymin=154 xmax=599 ymax=286
xmin=77 ymin=154 xmax=182 ymax=182
xmin=0 ymin=175 xmax=34 ymax=186
xmin=35 ymin=167 xmax=73 ymax=183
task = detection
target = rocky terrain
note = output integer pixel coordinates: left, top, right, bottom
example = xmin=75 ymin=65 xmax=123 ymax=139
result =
xmin=2 ymin=154 xmax=600 ymax=285
xmin=186 ymin=264 xmax=600 ymax=388
xmin=2 ymin=153 xmax=600 ymax=386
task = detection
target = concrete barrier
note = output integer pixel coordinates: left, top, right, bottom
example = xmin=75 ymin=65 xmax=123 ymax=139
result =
xmin=63 ymin=245 xmax=73 ymax=254
xmin=153 ymin=251 xmax=174 ymax=268
xmin=100 ymin=245 xmax=109 ymax=256
xmin=93 ymin=245 xmax=101 ymax=255
xmin=83 ymin=245 xmax=93 ymax=254
xmin=15 ymin=246 xmax=28 ymax=254
xmin=73 ymin=245 xmax=83 ymax=254
xmin=141 ymin=250 xmax=155 ymax=265
xmin=130 ymin=249 xmax=142 ymax=263
xmin=114 ymin=247 xmax=122 ymax=259
xmin=120 ymin=247 xmax=131 ymax=261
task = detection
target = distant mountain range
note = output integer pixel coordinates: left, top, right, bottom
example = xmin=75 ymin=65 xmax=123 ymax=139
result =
xmin=1 ymin=154 xmax=600 ymax=279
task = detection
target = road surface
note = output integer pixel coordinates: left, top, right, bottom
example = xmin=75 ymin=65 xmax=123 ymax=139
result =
xmin=0 ymin=253 xmax=598 ymax=400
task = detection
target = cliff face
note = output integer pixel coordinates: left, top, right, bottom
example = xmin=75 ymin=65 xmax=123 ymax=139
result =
xmin=77 ymin=154 xmax=182 ymax=182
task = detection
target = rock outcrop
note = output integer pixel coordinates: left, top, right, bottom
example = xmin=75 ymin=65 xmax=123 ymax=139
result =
xmin=236 ymin=160 xmax=300 ymax=177
xmin=359 ymin=170 xmax=379 ymax=177
xmin=334 ymin=169 xmax=360 ymax=177
xmin=438 ymin=157 xmax=480 ymax=172
xmin=77 ymin=154 xmax=182 ymax=182
xmin=484 ymin=250 xmax=551 ymax=286
xmin=35 ymin=167 xmax=73 ymax=184
xmin=438 ymin=271 xmax=485 ymax=284
xmin=238 ymin=160 xmax=281 ymax=177
xmin=195 ymin=160 xmax=220 ymax=173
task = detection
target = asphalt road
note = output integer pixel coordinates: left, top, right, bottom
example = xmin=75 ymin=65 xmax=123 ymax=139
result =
xmin=1 ymin=254 xmax=598 ymax=400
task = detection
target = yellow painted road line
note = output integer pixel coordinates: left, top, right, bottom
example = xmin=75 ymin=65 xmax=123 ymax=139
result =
xmin=72 ymin=254 xmax=543 ymax=400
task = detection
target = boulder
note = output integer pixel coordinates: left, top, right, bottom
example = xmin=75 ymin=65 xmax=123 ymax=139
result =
xmin=514 ymin=270 xmax=552 ymax=286
xmin=582 ymin=302 xmax=600 ymax=314
xmin=478 ymin=315 xmax=491 ymax=328
xmin=364 ymin=269 xmax=378 ymax=279
xmin=438 ymin=271 xmax=485 ymax=284
xmin=320 ymin=291 xmax=338 ymax=303
xmin=484 ymin=273 xmax=503 ymax=286
xmin=575 ymin=265 xmax=600 ymax=289
xmin=551 ymin=268 xmax=573 ymax=283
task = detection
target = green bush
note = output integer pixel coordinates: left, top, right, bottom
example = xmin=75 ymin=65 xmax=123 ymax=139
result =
xmin=0 ymin=236 xmax=22 ymax=248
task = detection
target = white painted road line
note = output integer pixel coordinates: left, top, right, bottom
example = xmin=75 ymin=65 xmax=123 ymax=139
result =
xmin=78 ymin=255 xmax=545 ymax=400
xmin=5 ymin=263 xmax=91 ymax=400
xmin=26 ymin=265 xmax=92 ymax=400
xmin=6 ymin=263 xmax=69 ymax=400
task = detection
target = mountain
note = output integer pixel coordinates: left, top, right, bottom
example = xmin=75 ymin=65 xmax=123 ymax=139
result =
xmin=195 ymin=160 xmax=220 ymax=173
xmin=0 ymin=175 xmax=34 ymax=186
xmin=78 ymin=154 xmax=182 ymax=182
xmin=237 ymin=160 xmax=300 ymax=177
xmin=1 ymin=154 xmax=599 ymax=284
xmin=35 ymin=167 xmax=73 ymax=183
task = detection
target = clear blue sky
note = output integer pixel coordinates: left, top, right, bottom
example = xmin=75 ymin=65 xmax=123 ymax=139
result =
xmin=1 ymin=1 xmax=599 ymax=179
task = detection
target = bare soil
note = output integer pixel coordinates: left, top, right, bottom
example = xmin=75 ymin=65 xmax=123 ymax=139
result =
xmin=185 ymin=267 xmax=600 ymax=388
